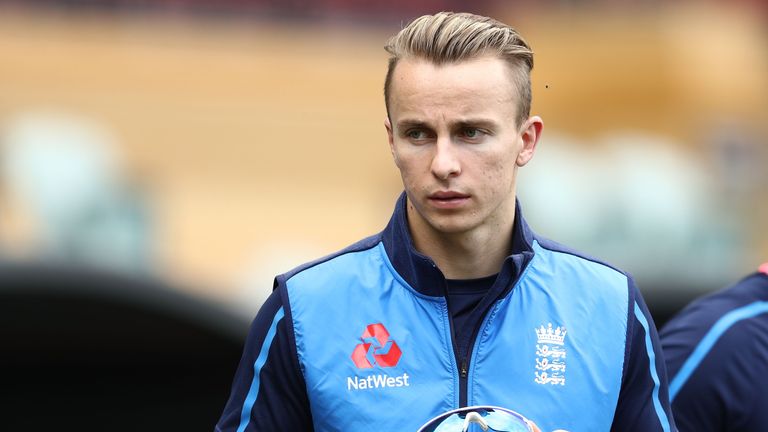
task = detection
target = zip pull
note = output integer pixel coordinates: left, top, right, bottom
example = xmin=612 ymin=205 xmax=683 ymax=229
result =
xmin=460 ymin=360 xmax=468 ymax=378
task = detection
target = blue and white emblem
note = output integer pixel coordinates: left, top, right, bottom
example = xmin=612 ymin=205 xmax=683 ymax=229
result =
xmin=534 ymin=323 xmax=567 ymax=386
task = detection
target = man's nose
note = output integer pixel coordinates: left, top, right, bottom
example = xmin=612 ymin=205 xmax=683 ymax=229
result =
xmin=431 ymin=137 xmax=461 ymax=180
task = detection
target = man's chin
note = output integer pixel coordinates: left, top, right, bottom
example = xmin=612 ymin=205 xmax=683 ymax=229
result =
xmin=423 ymin=216 xmax=477 ymax=236
xmin=406 ymin=200 xmax=478 ymax=235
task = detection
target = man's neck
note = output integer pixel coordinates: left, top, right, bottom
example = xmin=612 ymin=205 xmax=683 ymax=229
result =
xmin=407 ymin=206 xmax=515 ymax=280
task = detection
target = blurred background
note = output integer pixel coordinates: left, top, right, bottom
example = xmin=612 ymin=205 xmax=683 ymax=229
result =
xmin=0 ymin=0 xmax=766 ymax=429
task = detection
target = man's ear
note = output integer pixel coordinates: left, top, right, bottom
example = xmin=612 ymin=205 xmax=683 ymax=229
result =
xmin=385 ymin=117 xmax=399 ymax=166
xmin=516 ymin=115 xmax=543 ymax=167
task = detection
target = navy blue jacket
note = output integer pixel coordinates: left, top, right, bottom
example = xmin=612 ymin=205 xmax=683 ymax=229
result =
xmin=216 ymin=195 xmax=676 ymax=431
xmin=661 ymin=267 xmax=768 ymax=431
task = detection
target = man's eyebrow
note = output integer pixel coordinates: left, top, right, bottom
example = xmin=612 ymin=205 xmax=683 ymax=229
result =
xmin=395 ymin=119 xmax=431 ymax=130
xmin=454 ymin=118 xmax=498 ymax=129
xmin=396 ymin=118 xmax=499 ymax=130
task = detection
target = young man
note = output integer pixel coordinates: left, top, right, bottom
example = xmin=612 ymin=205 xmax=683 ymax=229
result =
xmin=216 ymin=12 xmax=675 ymax=431
xmin=661 ymin=263 xmax=768 ymax=431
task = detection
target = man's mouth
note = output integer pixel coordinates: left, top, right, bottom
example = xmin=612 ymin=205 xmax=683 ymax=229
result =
xmin=427 ymin=191 xmax=470 ymax=208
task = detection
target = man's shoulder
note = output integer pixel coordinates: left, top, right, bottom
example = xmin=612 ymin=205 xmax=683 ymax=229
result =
xmin=525 ymin=236 xmax=636 ymax=317
xmin=532 ymin=235 xmax=631 ymax=282
xmin=277 ymin=233 xmax=384 ymax=284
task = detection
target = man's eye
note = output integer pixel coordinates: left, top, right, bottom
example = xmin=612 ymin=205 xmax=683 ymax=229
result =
xmin=406 ymin=130 xmax=427 ymax=139
xmin=463 ymin=128 xmax=482 ymax=139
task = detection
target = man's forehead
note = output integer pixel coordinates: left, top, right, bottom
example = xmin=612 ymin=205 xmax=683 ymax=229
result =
xmin=394 ymin=56 xmax=513 ymax=85
xmin=388 ymin=57 xmax=518 ymax=121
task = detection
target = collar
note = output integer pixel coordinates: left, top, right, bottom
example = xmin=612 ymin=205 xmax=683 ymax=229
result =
xmin=381 ymin=192 xmax=535 ymax=297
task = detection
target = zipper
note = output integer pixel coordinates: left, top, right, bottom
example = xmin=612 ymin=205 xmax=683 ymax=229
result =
xmin=443 ymin=290 xmax=467 ymax=407
xmin=457 ymin=323 xmax=481 ymax=407
xmin=444 ymin=261 xmax=527 ymax=408
xmin=445 ymin=290 xmax=493 ymax=408
xmin=443 ymin=296 xmax=463 ymax=407
xmin=459 ymin=359 xmax=469 ymax=406
xmin=453 ymin=299 xmax=505 ymax=407
xmin=448 ymin=299 xmax=491 ymax=408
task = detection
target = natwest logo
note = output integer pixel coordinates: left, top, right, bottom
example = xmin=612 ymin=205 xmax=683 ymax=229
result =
xmin=350 ymin=323 xmax=402 ymax=368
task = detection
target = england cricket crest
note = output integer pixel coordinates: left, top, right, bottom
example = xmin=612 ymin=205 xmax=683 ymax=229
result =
xmin=534 ymin=323 xmax=566 ymax=386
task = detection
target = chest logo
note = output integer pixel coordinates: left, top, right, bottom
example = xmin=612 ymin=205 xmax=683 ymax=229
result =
xmin=351 ymin=323 xmax=402 ymax=369
xmin=534 ymin=323 xmax=567 ymax=386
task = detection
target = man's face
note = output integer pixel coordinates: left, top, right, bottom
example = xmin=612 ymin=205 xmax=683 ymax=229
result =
xmin=385 ymin=56 xmax=541 ymax=237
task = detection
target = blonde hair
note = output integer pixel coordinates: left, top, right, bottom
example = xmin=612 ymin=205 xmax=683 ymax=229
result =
xmin=384 ymin=12 xmax=534 ymax=126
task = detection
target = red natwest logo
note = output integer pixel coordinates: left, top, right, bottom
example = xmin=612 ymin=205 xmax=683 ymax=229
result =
xmin=351 ymin=323 xmax=402 ymax=368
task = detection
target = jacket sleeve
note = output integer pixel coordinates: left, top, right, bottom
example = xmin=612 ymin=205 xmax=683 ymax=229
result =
xmin=215 ymin=285 xmax=313 ymax=431
xmin=610 ymin=280 xmax=677 ymax=432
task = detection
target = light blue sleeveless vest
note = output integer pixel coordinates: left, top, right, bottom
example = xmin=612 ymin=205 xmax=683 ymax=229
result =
xmin=286 ymin=240 xmax=628 ymax=431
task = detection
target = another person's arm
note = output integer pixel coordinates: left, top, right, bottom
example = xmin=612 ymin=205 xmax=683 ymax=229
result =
xmin=660 ymin=270 xmax=768 ymax=432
